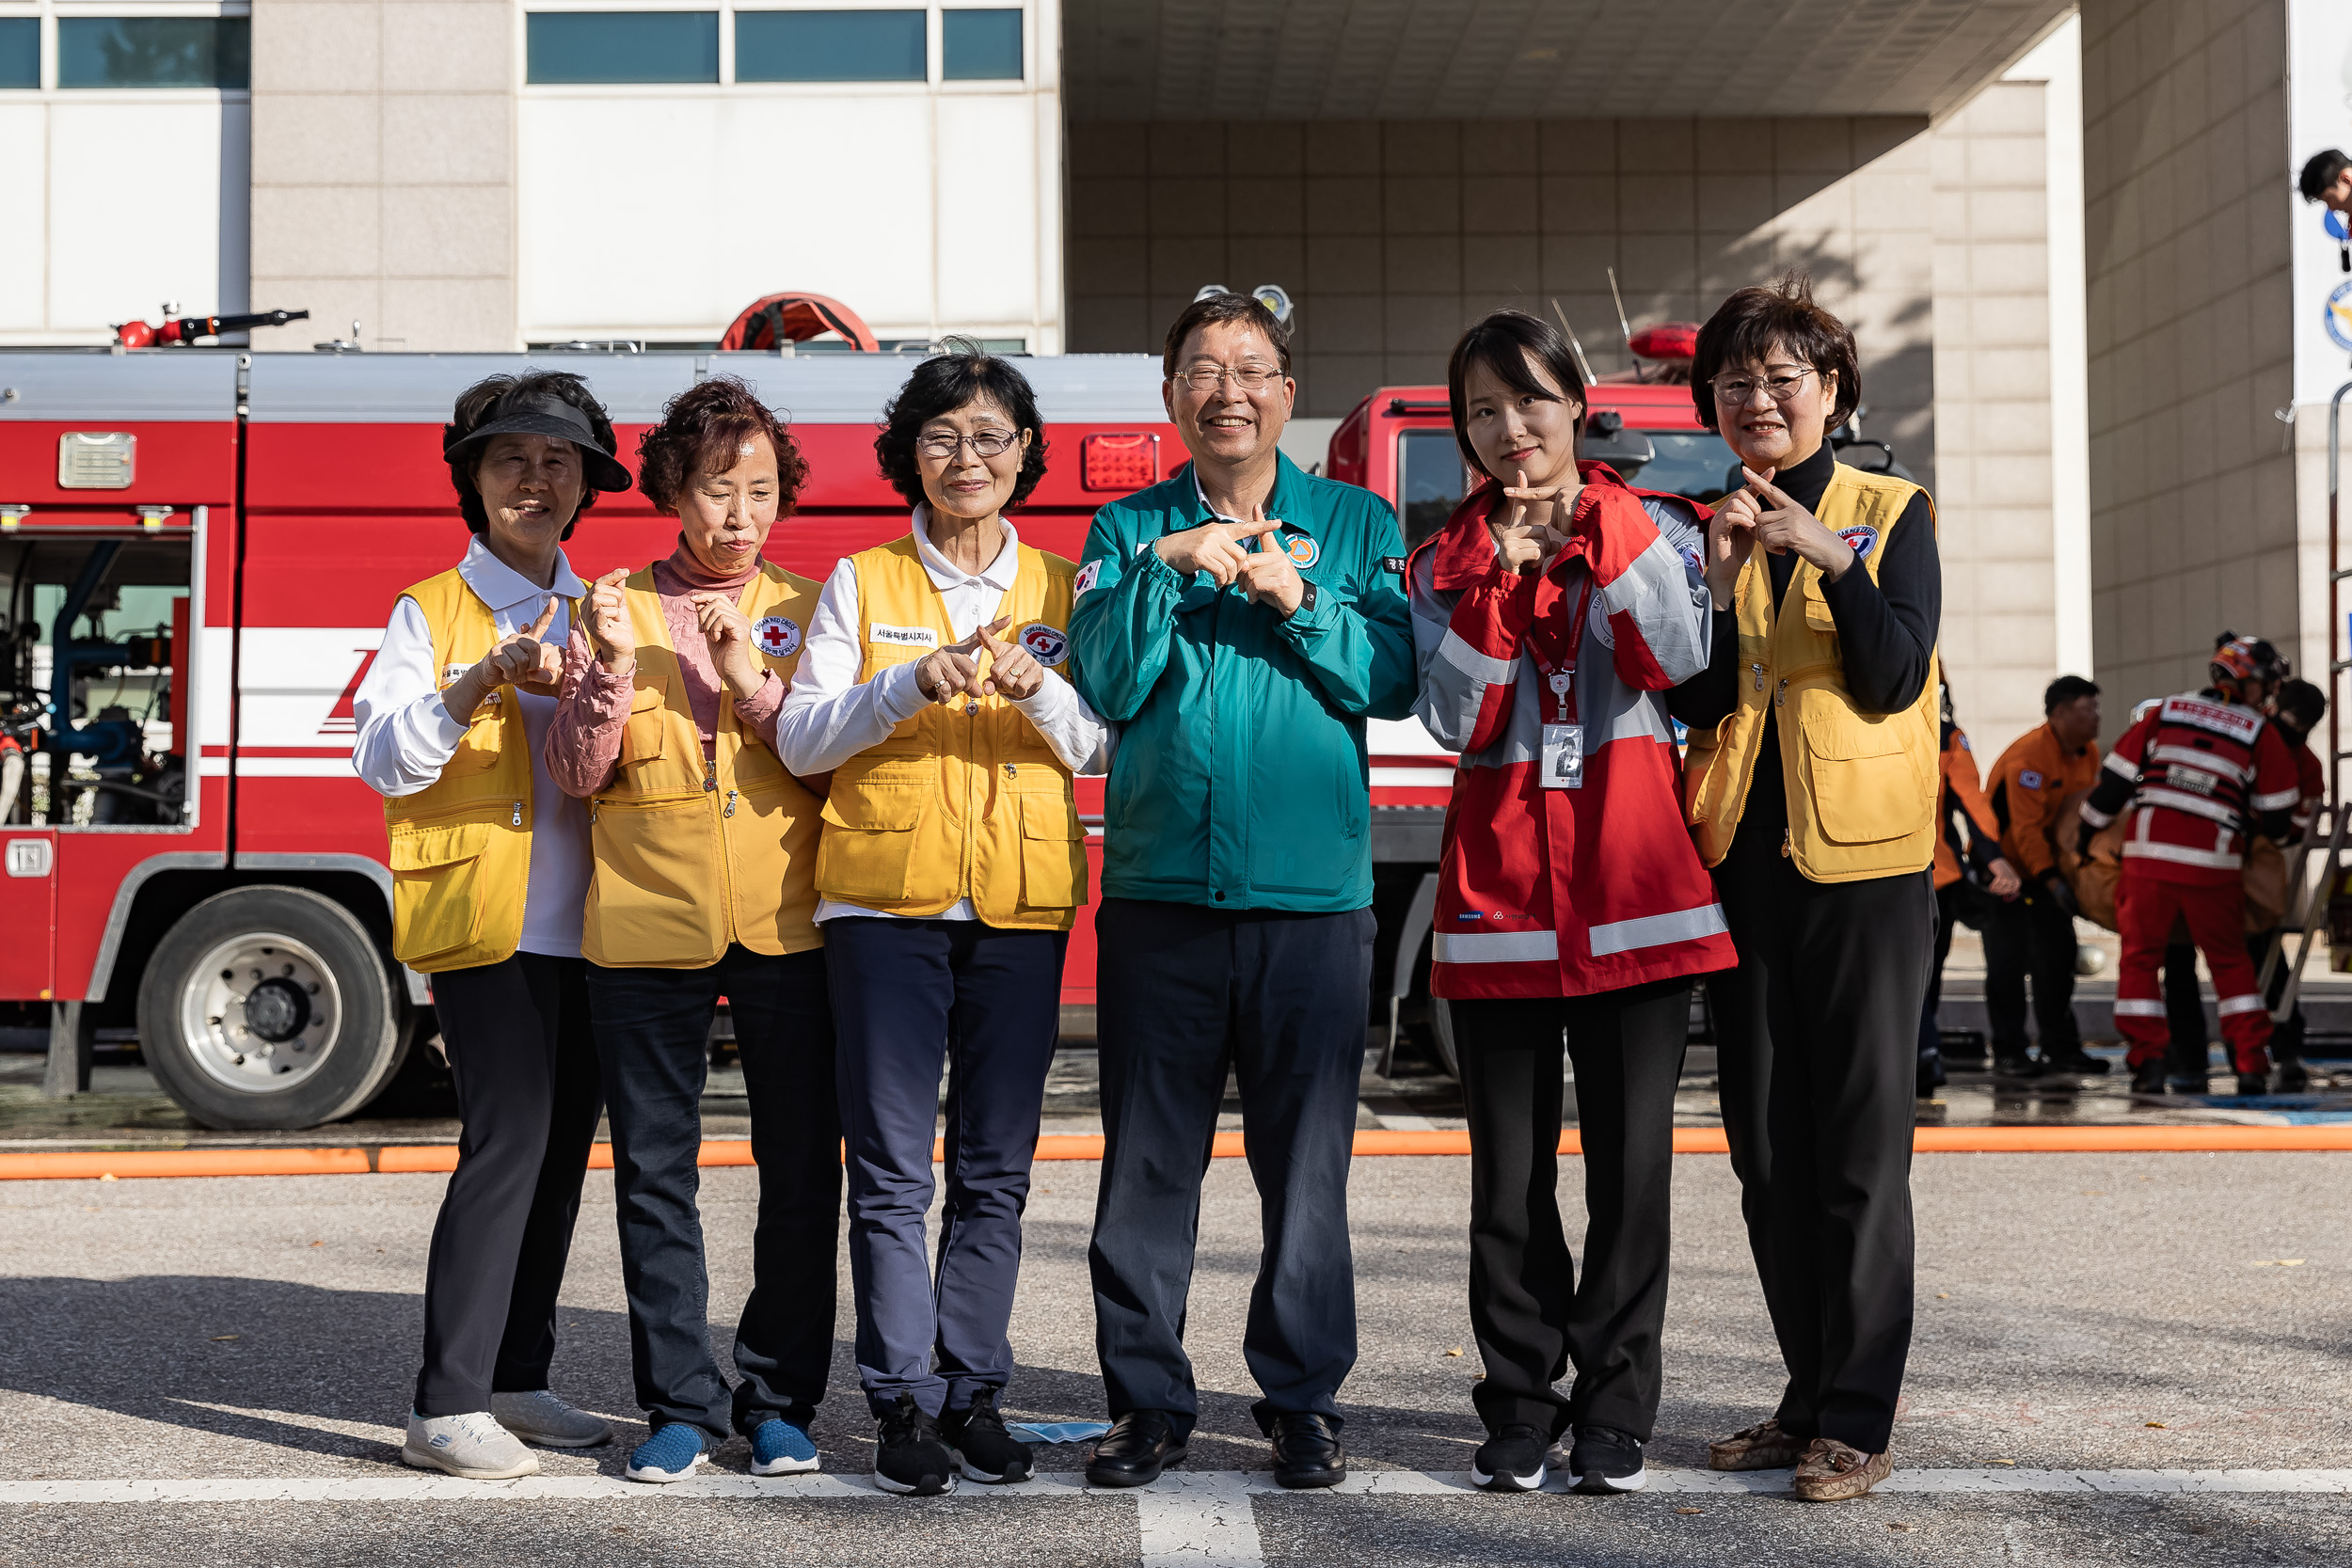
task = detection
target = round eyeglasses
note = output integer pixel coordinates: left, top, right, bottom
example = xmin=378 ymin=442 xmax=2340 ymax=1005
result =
xmin=916 ymin=430 xmax=1021 ymax=460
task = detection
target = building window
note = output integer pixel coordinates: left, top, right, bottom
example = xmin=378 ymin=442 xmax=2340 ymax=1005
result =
xmin=0 ymin=18 xmax=36 ymax=90
xmin=56 ymin=17 xmax=252 ymax=89
xmin=527 ymin=12 xmax=720 ymax=85
xmin=736 ymin=9 xmax=926 ymax=83
xmin=942 ymin=8 xmax=1021 ymax=80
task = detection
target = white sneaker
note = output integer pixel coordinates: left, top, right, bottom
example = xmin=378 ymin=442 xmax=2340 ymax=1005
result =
xmin=491 ymin=1389 xmax=614 ymax=1449
xmin=404 ymin=1410 xmax=540 ymax=1479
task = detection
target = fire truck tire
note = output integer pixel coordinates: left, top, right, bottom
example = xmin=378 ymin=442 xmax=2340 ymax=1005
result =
xmin=137 ymin=885 xmax=403 ymax=1131
xmin=1427 ymin=996 xmax=1459 ymax=1079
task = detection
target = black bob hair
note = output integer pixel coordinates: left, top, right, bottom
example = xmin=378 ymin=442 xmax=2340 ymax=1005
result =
xmin=1690 ymin=273 xmax=1862 ymax=434
xmin=874 ymin=342 xmax=1049 ymax=513
xmin=2300 ymin=149 xmax=2350 ymax=203
xmin=1445 ymin=309 xmax=1587 ymax=482
xmin=2043 ymin=674 xmax=2101 ymax=714
xmin=445 ymin=371 xmax=618 ymax=541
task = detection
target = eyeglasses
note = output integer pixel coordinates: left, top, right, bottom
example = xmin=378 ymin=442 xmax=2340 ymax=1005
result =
xmin=1710 ymin=367 xmax=1817 ymax=404
xmin=1173 ymin=363 xmax=1283 ymax=394
xmin=915 ymin=429 xmax=1021 ymax=460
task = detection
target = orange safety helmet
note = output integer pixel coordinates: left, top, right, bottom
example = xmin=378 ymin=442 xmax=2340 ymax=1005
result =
xmin=2210 ymin=630 xmax=2287 ymax=690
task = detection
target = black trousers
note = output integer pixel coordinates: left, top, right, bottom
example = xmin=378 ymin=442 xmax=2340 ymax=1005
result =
xmin=588 ymin=944 xmax=839 ymax=1442
xmin=2166 ymin=931 xmax=2306 ymax=1074
xmin=1920 ymin=880 xmax=1993 ymax=1057
xmin=825 ymin=917 xmax=1067 ymax=1418
xmin=1089 ymin=898 xmax=1373 ymax=1439
xmin=1711 ymin=825 xmax=1932 ymax=1455
xmin=414 ymin=952 xmax=603 ymax=1418
xmin=1981 ymin=887 xmax=2079 ymax=1056
xmin=1454 ymin=980 xmax=1691 ymax=1440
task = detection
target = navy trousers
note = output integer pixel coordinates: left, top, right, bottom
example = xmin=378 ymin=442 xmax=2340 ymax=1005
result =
xmin=414 ymin=952 xmax=602 ymax=1417
xmin=1089 ymin=898 xmax=1374 ymax=1440
xmin=825 ymin=917 xmax=1067 ymax=1418
xmin=588 ymin=944 xmax=839 ymax=1442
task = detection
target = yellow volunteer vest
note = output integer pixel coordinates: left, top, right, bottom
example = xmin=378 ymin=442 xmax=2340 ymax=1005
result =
xmin=382 ymin=569 xmax=561 ymax=973
xmin=815 ymin=535 xmax=1089 ymax=930
xmin=1682 ymin=465 xmax=1941 ymax=883
xmin=581 ymin=562 xmax=824 ymax=969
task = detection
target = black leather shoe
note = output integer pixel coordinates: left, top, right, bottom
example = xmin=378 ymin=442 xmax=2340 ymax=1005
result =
xmin=1268 ymin=1412 xmax=1346 ymax=1489
xmin=1086 ymin=1410 xmax=1186 ymax=1488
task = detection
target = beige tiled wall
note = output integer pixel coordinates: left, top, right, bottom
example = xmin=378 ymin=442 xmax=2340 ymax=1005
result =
xmin=246 ymin=0 xmax=516 ymax=353
xmin=1064 ymin=115 xmax=1939 ymax=482
xmin=1930 ymin=80 xmax=2062 ymax=763
xmin=2080 ymin=0 xmax=2296 ymax=729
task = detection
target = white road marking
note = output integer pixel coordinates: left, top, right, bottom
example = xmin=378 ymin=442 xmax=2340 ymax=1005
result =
xmin=1136 ymin=1472 xmax=1262 ymax=1566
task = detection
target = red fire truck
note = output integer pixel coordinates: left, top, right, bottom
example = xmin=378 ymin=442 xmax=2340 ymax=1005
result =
xmin=0 ymin=341 xmax=1754 ymax=1130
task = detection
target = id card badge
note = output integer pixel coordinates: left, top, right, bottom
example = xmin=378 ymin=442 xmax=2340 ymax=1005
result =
xmin=1542 ymin=722 xmax=1584 ymax=789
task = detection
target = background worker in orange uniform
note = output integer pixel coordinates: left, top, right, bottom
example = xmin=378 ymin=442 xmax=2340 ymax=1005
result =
xmin=2079 ymin=637 xmax=2300 ymax=1097
xmin=1982 ymin=676 xmax=2105 ymax=1076
xmin=1920 ymin=680 xmax=2021 ymax=1093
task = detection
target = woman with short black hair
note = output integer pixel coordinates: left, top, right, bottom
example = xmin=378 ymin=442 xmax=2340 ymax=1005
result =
xmin=353 ymin=370 xmax=632 ymax=1479
xmin=777 ymin=346 xmax=1110 ymax=1497
xmin=547 ymin=373 xmax=838 ymax=1485
xmin=1670 ymin=274 xmax=1943 ymax=1502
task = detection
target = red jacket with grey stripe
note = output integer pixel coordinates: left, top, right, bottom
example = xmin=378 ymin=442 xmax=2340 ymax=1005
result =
xmin=1407 ymin=465 xmax=1736 ymax=999
xmin=2079 ymin=690 xmax=2299 ymax=887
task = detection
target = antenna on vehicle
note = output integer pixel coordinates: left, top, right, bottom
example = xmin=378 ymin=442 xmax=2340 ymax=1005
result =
xmin=1606 ymin=267 xmax=1634 ymax=355
xmin=1549 ymin=298 xmax=1597 ymax=389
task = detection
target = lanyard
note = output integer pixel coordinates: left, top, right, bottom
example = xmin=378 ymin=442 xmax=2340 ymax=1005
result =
xmin=1526 ymin=572 xmax=1596 ymax=725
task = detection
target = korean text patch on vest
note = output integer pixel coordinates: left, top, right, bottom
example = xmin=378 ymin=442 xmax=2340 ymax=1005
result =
xmin=755 ymin=615 xmax=802 ymax=657
xmin=869 ymin=623 xmax=940 ymax=650
xmin=1381 ymin=555 xmax=1407 ymax=576
xmin=1018 ymin=623 xmax=1070 ymax=666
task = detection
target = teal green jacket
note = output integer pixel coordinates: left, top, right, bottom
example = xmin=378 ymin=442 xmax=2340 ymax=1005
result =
xmin=1070 ymin=452 xmax=1417 ymax=912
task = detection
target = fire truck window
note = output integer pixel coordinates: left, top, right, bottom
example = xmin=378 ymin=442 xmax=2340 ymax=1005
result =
xmin=0 ymin=536 xmax=191 ymax=829
xmin=943 ymin=9 xmax=1023 ymax=80
xmin=0 ymin=19 xmax=36 ymax=89
xmin=1614 ymin=431 xmax=1740 ymax=506
xmin=736 ymin=9 xmax=927 ymax=83
xmin=1397 ymin=430 xmax=1468 ymax=551
xmin=56 ymin=17 xmax=249 ymax=89
xmin=527 ymin=11 xmax=720 ymax=85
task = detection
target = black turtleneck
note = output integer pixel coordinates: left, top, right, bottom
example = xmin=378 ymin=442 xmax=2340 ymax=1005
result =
xmin=1668 ymin=440 xmax=1941 ymax=837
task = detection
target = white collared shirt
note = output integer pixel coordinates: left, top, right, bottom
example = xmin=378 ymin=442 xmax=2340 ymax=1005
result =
xmin=352 ymin=536 xmax=592 ymax=959
xmin=776 ymin=507 xmax=1114 ymax=924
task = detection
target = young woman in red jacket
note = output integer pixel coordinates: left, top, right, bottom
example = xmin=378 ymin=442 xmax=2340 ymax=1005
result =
xmin=1406 ymin=309 xmax=1734 ymax=1496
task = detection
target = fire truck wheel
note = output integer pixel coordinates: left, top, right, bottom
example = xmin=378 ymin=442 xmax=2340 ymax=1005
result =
xmin=1427 ymin=997 xmax=1459 ymax=1079
xmin=137 ymin=885 xmax=403 ymax=1131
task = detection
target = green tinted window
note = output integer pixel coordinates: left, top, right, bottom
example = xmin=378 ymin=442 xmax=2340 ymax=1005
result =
xmin=943 ymin=9 xmax=1022 ymax=80
xmin=527 ymin=12 xmax=719 ymax=84
xmin=737 ymin=10 xmax=925 ymax=82
xmin=0 ymin=19 xmax=36 ymax=89
xmin=57 ymin=18 xmax=251 ymax=88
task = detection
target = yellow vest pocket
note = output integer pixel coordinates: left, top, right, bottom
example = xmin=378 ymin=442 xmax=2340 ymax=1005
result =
xmin=587 ymin=797 xmax=727 ymax=966
xmin=816 ymin=788 xmax=926 ymax=904
xmin=388 ymin=819 xmax=492 ymax=965
xmin=1018 ymin=791 xmax=1088 ymax=909
xmin=1802 ymin=708 xmax=1928 ymax=846
xmin=622 ymin=677 xmax=668 ymax=766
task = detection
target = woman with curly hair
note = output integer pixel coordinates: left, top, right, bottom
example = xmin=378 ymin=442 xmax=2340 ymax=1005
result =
xmin=776 ymin=345 xmax=1112 ymax=1496
xmin=546 ymin=374 xmax=839 ymax=1485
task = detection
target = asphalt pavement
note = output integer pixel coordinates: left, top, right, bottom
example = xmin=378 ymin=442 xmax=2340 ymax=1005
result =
xmin=5 ymin=1149 xmax=2351 ymax=1565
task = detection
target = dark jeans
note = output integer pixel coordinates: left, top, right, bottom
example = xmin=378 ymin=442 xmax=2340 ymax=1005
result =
xmin=1089 ymin=897 xmax=1374 ymax=1440
xmin=1454 ymin=980 xmax=1691 ymax=1441
xmin=2166 ymin=931 xmax=2306 ymax=1075
xmin=588 ymin=944 xmax=839 ymax=1442
xmin=1981 ymin=885 xmax=2079 ymax=1056
xmin=1711 ymin=823 xmax=1932 ymax=1455
xmin=825 ymin=917 xmax=1067 ymax=1418
xmin=414 ymin=952 xmax=602 ymax=1417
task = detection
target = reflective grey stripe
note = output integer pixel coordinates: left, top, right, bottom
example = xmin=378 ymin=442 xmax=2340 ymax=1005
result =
xmin=1586 ymin=902 xmax=1730 ymax=958
xmin=2149 ymin=743 xmax=2249 ymax=782
xmin=2122 ymin=840 xmax=2240 ymax=869
xmin=2252 ymin=784 xmax=2301 ymax=810
xmin=2217 ymin=993 xmax=2266 ymax=1017
xmin=2079 ymin=802 xmax=2116 ymax=827
xmin=2113 ymin=998 xmax=2168 ymax=1016
xmin=2103 ymin=751 xmax=2139 ymax=778
xmin=2138 ymin=786 xmax=2239 ymax=825
xmin=1594 ymin=532 xmax=1709 ymax=683
xmin=1432 ymin=929 xmax=1560 ymax=963
xmin=1438 ymin=628 xmax=1518 ymax=686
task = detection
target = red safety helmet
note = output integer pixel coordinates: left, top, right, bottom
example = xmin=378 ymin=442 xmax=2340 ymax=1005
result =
xmin=2210 ymin=631 xmax=2288 ymax=689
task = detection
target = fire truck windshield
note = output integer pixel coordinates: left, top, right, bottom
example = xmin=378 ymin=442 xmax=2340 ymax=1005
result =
xmin=1398 ymin=429 xmax=1468 ymax=549
xmin=1608 ymin=431 xmax=1740 ymax=506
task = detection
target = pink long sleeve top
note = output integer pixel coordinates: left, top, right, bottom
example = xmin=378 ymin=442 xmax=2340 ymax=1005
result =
xmin=545 ymin=544 xmax=788 ymax=799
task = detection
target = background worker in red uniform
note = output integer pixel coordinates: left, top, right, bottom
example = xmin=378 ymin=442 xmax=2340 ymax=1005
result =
xmin=1920 ymin=680 xmax=2021 ymax=1094
xmin=1983 ymin=676 xmax=2105 ymax=1077
xmin=2077 ymin=637 xmax=2301 ymax=1096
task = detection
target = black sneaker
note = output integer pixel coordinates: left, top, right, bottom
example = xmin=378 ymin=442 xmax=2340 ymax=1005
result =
xmin=2236 ymin=1070 xmax=2270 ymax=1098
xmin=2277 ymin=1061 xmax=2312 ymax=1093
xmin=1470 ymin=1423 xmax=1548 ymax=1492
xmin=1568 ymin=1424 xmax=1646 ymax=1494
xmin=940 ymin=1389 xmax=1031 ymax=1484
xmin=872 ymin=1392 xmax=956 ymax=1496
xmin=2041 ymin=1050 xmax=2112 ymax=1076
xmin=1994 ymin=1053 xmax=2042 ymax=1079
xmin=2131 ymin=1059 xmax=2167 ymax=1094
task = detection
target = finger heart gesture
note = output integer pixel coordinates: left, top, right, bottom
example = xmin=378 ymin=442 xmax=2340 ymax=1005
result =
xmin=587 ymin=567 xmax=635 ymax=672
xmin=1738 ymin=466 xmax=1851 ymax=579
xmin=977 ymin=620 xmax=1044 ymax=701
xmin=1230 ymin=502 xmax=1304 ymax=616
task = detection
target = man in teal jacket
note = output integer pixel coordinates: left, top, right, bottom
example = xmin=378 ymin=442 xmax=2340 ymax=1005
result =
xmin=1072 ymin=292 xmax=1415 ymax=1493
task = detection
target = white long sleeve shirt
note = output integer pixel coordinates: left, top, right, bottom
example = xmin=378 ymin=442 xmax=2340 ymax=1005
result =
xmin=351 ymin=537 xmax=593 ymax=959
xmin=776 ymin=509 xmax=1114 ymax=923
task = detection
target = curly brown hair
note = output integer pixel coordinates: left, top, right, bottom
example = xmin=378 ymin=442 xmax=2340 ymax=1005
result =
xmin=1690 ymin=272 xmax=1861 ymax=433
xmin=635 ymin=375 xmax=811 ymax=517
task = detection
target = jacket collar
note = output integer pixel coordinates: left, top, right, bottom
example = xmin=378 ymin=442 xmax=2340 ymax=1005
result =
xmin=911 ymin=505 xmax=1022 ymax=593
xmin=1416 ymin=461 xmax=1631 ymax=593
xmin=1173 ymin=451 xmax=1314 ymax=541
xmin=457 ymin=535 xmax=584 ymax=613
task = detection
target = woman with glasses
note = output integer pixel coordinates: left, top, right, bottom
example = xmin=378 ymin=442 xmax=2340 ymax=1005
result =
xmin=1669 ymin=275 xmax=1943 ymax=1502
xmin=776 ymin=345 xmax=1112 ymax=1497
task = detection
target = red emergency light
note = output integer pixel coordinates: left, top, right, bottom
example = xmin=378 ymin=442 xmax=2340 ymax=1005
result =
xmin=1628 ymin=324 xmax=1699 ymax=363
xmin=1081 ymin=433 xmax=1160 ymax=492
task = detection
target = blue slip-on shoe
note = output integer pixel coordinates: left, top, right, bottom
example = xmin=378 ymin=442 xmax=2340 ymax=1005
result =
xmin=625 ymin=1422 xmax=707 ymax=1483
xmin=749 ymin=1418 xmax=820 ymax=1476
